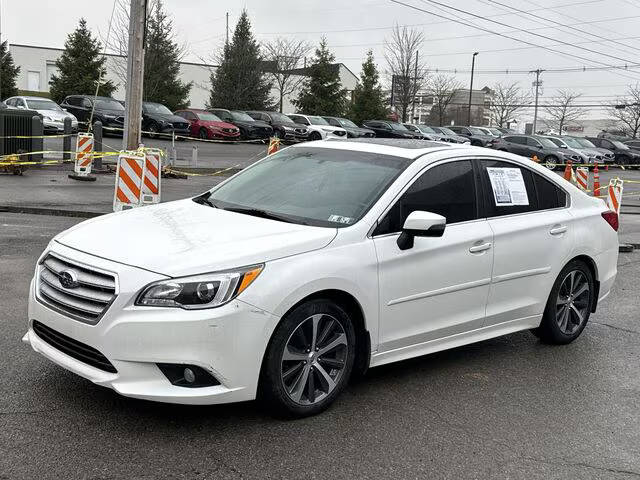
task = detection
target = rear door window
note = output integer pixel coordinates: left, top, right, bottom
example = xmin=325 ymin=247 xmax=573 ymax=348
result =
xmin=479 ymin=160 xmax=538 ymax=217
xmin=533 ymin=172 xmax=568 ymax=209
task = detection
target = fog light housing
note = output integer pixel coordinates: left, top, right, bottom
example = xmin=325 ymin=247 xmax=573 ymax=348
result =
xmin=157 ymin=363 xmax=220 ymax=388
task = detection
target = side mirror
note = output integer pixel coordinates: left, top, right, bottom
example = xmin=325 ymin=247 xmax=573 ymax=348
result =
xmin=397 ymin=211 xmax=446 ymax=250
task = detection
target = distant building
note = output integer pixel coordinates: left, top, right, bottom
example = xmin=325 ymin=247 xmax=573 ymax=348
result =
xmin=8 ymin=44 xmax=358 ymax=111
xmin=403 ymin=86 xmax=494 ymax=126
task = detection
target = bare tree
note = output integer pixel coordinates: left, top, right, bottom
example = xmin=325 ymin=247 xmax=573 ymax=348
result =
xmin=385 ymin=25 xmax=428 ymax=122
xmin=262 ymin=38 xmax=311 ymax=112
xmin=427 ymin=74 xmax=463 ymax=126
xmin=542 ymin=90 xmax=585 ymax=134
xmin=607 ymin=84 xmax=640 ymax=138
xmin=489 ymin=82 xmax=531 ymax=128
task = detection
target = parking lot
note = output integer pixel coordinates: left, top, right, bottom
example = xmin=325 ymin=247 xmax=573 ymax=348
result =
xmin=1 ymin=158 xmax=640 ymax=477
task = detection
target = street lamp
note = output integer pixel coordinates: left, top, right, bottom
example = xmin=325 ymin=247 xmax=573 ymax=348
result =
xmin=467 ymin=52 xmax=479 ymax=126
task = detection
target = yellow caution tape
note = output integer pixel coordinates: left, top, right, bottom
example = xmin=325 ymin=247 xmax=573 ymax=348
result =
xmin=163 ymin=164 xmax=241 ymax=177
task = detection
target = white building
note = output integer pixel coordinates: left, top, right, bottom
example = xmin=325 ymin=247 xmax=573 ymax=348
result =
xmin=8 ymin=43 xmax=358 ymax=111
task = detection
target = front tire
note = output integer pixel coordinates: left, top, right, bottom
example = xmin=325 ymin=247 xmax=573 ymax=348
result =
xmin=147 ymin=123 xmax=158 ymax=139
xmin=543 ymin=155 xmax=558 ymax=171
xmin=531 ymin=260 xmax=594 ymax=344
xmin=259 ymin=299 xmax=356 ymax=418
xmin=198 ymin=128 xmax=209 ymax=139
xmin=309 ymin=131 xmax=322 ymax=141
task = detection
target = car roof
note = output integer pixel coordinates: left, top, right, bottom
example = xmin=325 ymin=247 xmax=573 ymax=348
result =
xmin=292 ymin=138 xmax=461 ymax=159
xmin=20 ymin=96 xmax=56 ymax=101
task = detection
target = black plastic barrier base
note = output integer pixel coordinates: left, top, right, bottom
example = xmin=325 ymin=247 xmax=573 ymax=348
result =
xmin=68 ymin=174 xmax=97 ymax=182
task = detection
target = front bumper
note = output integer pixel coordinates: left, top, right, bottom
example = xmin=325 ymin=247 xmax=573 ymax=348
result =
xmin=24 ymin=243 xmax=278 ymax=405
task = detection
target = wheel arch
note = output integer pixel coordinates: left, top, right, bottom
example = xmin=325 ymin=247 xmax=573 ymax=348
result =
xmin=565 ymin=254 xmax=600 ymax=312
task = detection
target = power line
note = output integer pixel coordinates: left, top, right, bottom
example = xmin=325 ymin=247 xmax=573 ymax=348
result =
xmin=389 ymin=0 xmax=640 ymax=82
xmin=416 ymin=0 xmax=640 ymax=77
xmin=480 ymin=0 xmax=640 ymax=58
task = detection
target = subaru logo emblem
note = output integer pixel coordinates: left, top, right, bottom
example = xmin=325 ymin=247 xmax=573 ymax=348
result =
xmin=59 ymin=269 xmax=79 ymax=289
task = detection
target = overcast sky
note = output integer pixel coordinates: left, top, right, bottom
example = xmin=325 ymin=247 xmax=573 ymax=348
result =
xmin=3 ymin=0 xmax=640 ymax=118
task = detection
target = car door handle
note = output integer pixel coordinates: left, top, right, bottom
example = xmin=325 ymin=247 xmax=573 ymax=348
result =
xmin=549 ymin=225 xmax=568 ymax=236
xmin=469 ymin=242 xmax=492 ymax=253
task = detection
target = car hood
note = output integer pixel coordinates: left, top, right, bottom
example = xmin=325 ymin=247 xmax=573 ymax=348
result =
xmin=199 ymin=120 xmax=238 ymax=129
xmin=98 ymin=109 xmax=126 ymax=117
xmin=277 ymin=121 xmax=306 ymax=129
xmin=235 ymin=120 xmax=271 ymax=129
xmin=37 ymin=109 xmax=76 ymax=122
xmin=314 ymin=125 xmax=346 ymax=132
xmin=55 ymin=199 xmax=337 ymax=277
xmin=147 ymin=113 xmax=189 ymax=124
xmin=345 ymin=126 xmax=374 ymax=135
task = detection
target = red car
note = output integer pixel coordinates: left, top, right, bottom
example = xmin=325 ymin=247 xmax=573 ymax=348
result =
xmin=173 ymin=108 xmax=240 ymax=140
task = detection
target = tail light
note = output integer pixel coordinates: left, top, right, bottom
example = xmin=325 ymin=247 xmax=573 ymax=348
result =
xmin=601 ymin=211 xmax=619 ymax=231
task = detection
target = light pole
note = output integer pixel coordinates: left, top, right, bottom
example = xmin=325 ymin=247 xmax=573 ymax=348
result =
xmin=467 ymin=52 xmax=478 ymax=126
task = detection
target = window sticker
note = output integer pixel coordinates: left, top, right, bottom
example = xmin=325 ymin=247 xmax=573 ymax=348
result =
xmin=486 ymin=167 xmax=529 ymax=206
xmin=328 ymin=214 xmax=353 ymax=224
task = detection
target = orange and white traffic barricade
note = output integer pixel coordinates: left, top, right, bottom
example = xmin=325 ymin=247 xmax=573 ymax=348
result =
xmin=141 ymin=148 xmax=162 ymax=204
xmin=70 ymin=133 xmax=95 ymax=179
xmin=575 ymin=167 xmax=589 ymax=191
xmin=113 ymin=152 xmax=146 ymax=212
xmin=563 ymin=159 xmax=573 ymax=182
xmin=606 ymin=178 xmax=624 ymax=215
xmin=592 ymin=162 xmax=601 ymax=197
xmin=267 ymin=137 xmax=280 ymax=155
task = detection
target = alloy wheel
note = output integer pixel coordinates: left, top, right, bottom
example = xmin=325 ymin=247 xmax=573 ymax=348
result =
xmin=281 ymin=313 xmax=348 ymax=405
xmin=556 ymin=270 xmax=591 ymax=335
xmin=544 ymin=158 xmax=557 ymax=170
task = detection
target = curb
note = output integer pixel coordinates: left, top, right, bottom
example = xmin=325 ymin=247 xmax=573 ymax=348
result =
xmin=0 ymin=205 xmax=104 ymax=218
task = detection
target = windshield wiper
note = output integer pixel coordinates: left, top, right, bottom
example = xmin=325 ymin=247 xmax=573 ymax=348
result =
xmin=223 ymin=207 xmax=299 ymax=224
xmin=193 ymin=195 xmax=218 ymax=208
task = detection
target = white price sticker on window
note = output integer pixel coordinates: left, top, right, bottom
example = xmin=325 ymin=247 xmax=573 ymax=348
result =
xmin=486 ymin=167 xmax=529 ymax=206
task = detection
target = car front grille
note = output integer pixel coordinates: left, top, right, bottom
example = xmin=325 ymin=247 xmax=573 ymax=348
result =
xmin=295 ymin=128 xmax=307 ymax=135
xmin=333 ymin=130 xmax=346 ymax=136
xmin=37 ymin=254 xmax=117 ymax=325
xmin=32 ymin=320 xmax=117 ymax=373
xmin=172 ymin=122 xmax=188 ymax=129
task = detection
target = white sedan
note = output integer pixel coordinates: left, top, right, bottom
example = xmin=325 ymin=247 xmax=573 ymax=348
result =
xmin=287 ymin=113 xmax=347 ymax=141
xmin=23 ymin=140 xmax=618 ymax=417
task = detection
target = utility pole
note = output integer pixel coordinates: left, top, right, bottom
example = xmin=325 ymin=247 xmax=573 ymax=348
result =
xmin=411 ymin=50 xmax=418 ymax=122
xmin=226 ymin=12 xmax=229 ymax=45
xmin=531 ymin=68 xmax=544 ymax=134
xmin=123 ymin=0 xmax=146 ymax=150
xmin=0 ymin=0 xmax=3 ymax=100
xmin=467 ymin=52 xmax=478 ymax=126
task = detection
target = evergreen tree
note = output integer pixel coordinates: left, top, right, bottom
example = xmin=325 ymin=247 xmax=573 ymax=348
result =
xmin=49 ymin=19 xmax=116 ymax=103
xmin=144 ymin=0 xmax=191 ymax=110
xmin=0 ymin=41 xmax=20 ymax=100
xmin=348 ymin=50 xmax=388 ymax=125
xmin=293 ymin=38 xmax=346 ymax=116
xmin=207 ymin=10 xmax=272 ymax=110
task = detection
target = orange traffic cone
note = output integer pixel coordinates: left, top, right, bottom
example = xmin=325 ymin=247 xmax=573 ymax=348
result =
xmin=593 ymin=162 xmax=600 ymax=196
xmin=267 ymin=137 xmax=280 ymax=155
xmin=563 ymin=159 xmax=573 ymax=181
xmin=532 ymin=155 xmax=539 ymax=163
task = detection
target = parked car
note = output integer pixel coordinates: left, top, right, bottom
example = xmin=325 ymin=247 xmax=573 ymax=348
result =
xmin=322 ymin=116 xmax=375 ymax=138
xmin=139 ymin=102 xmax=190 ymax=139
xmin=623 ymin=139 xmax=640 ymax=152
xmin=471 ymin=126 xmax=501 ymax=137
xmin=174 ymin=108 xmax=240 ymax=140
xmin=4 ymin=96 xmax=78 ymax=133
xmin=286 ymin=114 xmax=347 ymax=141
xmin=209 ymin=108 xmax=273 ymax=140
xmin=486 ymin=127 xmax=505 ymax=137
xmin=429 ymin=126 xmax=471 ymax=144
xmin=491 ymin=134 xmax=584 ymax=170
xmin=402 ymin=124 xmax=444 ymax=141
xmin=246 ymin=111 xmax=309 ymax=143
xmin=60 ymin=95 xmax=124 ymax=134
xmin=448 ymin=126 xmax=495 ymax=147
xmin=586 ymin=137 xmax=640 ymax=167
xmin=24 ymin=139 xmax=618 ymax=417
xmin=570 ymin=137 xmax=615 ymax=163
xmin=362 ymin=120 xmax=418 ymax=139
xmin=542 ymin=135 xmax=608 ymax=165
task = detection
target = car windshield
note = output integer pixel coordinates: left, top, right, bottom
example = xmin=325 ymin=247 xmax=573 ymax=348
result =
xmin=95 ymin=99 xmax=125 ymax=111
xmin=144 ymin=103 xmax=173 ymax=115
xmin=271 ymin=112 xmax=295 ymax=123
xmin=561 ymin=137 xmax=583 ymax=148
xmin=538 ymin=137 xmax=559 ymax=148
xmin=308 ymin=116 xmax=329 ymax=125
xmin=25 ymin=99 xmax=62 ymax=111
xmin=204 ymin=147 xmax=410 ymax=228
xmin=390 ymin=123 xmax=408 ymax=131
xmin=197 ymin=112 xmax=222 ymax=121
xmin=438 ymin=127 xmax=456 ymax=135
xmin=575 ymin=138 xmax=596 ymax=148
xmin=417 ymin=125 xmax=436 ymax=134
xmin=488 ymin=128 xmax=503 ymax=136
xmin=338 ymin=118 xmax=358 ymax=128
xmin=231 ymin=111 xmax=254 ymax=122
xmin=547 ymin=138 xmax=564 ymax=147
xmin=609 ymin=140 xmax=628 ymax=149
xmin=468 ymin=127 xmax=486 ymax=135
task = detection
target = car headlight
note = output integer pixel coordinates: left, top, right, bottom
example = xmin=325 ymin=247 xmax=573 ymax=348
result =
xmin=43 ymin=116 xmax=53 ymax=121
xmin=283 ymin=125 xmax=294 ymax=131
xmin=136 ymin=265 xmax=263 ymax=309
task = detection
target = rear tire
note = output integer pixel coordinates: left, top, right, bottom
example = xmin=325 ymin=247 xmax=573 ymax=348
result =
xmin=259 ymin=299 xmax=356 ymax=418
xmin=531 ymin=260 xmax=594 ymax=344
xmin=543 ymin=155 xmax=558 ymax=171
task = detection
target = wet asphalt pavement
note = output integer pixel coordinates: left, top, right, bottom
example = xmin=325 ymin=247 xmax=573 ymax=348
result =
xmin=0 ymin=213 xmax=639 ymax=479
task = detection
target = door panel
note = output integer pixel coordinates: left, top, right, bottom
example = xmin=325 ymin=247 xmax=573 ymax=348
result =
xmin=375 ymin=221 xmax=494 ymax=351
